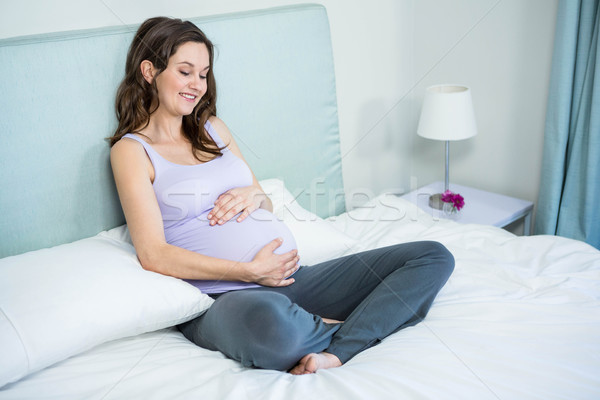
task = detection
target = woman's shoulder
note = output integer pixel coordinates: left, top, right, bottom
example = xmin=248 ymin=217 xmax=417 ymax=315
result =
xmin=207 ymin=116 xmax=232 ymax=141
xmin=110 ymin=134 xmax=148 ymax=161
xmin=207 ymin=116 xmax=235 ymax=150
xmin=206 ymin=116 xmax=249 ymax=161
xmin=110 ymin=134 xmax=155 ymax=181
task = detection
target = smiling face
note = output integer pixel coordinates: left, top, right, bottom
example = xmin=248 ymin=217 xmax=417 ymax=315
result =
xmin=152 ymin=41 xmax=211 ymax=118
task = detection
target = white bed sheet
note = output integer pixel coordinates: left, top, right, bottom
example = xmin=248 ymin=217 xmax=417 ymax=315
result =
xmin=2 ymin=196 xmax=599 ymax=400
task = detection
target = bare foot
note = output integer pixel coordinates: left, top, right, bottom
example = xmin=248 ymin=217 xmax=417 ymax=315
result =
xmin=289 ymin=352 xmax=342 ymax=375
xmin=321 ymin=317 xmax=344 ymax=324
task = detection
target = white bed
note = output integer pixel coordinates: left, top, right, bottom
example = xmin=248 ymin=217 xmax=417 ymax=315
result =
xmin=2 ymin=180 xmax=599 ymax=399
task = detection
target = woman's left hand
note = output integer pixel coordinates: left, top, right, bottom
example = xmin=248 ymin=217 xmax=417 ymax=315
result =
xmin=207 ymin=186 xmax=267 ymax=225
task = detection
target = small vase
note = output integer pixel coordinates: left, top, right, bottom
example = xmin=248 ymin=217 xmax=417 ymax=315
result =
xmin=442 ymin=202 xmax=461 ymax=220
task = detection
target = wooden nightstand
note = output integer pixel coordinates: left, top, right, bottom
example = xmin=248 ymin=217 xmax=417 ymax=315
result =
xmin=400 ymin=181 xmax=534 ymax=235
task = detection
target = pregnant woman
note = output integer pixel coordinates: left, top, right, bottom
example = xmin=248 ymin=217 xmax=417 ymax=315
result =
xmin=109 ymin=16 xmax=454 ymax=374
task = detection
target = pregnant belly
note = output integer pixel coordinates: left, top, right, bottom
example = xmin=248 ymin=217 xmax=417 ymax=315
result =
xmin=166 ymin=208 xmax=297 ymax=263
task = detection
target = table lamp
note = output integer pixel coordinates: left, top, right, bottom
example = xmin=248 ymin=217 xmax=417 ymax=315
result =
xmin=417 ymin=84 xmax=477 ymax=209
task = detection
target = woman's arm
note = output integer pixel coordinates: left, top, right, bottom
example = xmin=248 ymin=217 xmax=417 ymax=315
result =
xmin=206 ymin=116 xmax=273 ymax=226
xmin=110 ymin=137 xmax=298 ymax=286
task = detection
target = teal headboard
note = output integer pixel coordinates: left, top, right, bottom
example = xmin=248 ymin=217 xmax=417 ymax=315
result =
xmin=0 ymin=4 xmax=344 ymax=258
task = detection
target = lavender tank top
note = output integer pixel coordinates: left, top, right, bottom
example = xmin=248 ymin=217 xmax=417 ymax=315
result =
xmin=123 ymin=121 xmax=297 ymax=293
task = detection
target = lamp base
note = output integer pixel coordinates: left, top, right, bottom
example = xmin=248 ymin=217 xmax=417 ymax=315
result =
xmin=428 ymin=193 xmax=444 ymax=210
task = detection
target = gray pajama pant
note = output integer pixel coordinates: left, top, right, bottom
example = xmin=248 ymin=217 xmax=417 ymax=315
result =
xmin=178 ymin=241 xmax=454 ymax=371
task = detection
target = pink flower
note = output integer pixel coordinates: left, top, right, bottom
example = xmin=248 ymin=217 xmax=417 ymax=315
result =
xmin=441 ymin=190 xmax=465 ymax=212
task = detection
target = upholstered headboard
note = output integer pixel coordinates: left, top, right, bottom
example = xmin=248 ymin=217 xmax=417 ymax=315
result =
xmin=0 ymin=4 xmax=344 ymax=258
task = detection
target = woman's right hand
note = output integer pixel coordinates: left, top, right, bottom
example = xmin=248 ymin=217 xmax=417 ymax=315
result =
xmin=247 ymin=238 xmax=300 ymax=287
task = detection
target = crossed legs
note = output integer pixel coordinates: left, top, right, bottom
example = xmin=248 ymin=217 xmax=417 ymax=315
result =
xmin=178 ymin=241 xmax=454 ymax=372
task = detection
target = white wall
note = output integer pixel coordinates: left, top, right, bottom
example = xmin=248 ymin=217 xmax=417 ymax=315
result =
xmin=412 ymin=0 xmax=558 ymax=204
xmin=1 ymin=0 xmax=558 ymax=216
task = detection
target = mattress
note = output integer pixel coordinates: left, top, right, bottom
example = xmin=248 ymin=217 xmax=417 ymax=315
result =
xmin=2 ymin=189 xmax=598 ymax=400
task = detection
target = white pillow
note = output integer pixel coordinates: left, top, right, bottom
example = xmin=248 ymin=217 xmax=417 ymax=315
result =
xmin=0 ymin=231 xmax=213 ymax=387
xmin=259 ymin=179 xmax=358 ymax=265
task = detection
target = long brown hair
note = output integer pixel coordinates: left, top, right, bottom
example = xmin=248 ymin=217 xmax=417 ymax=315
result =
xmin=109 ymin=17 xmax=222 ymax=160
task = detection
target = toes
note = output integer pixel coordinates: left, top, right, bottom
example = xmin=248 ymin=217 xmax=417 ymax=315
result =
xmin=289 ymin=354 xmax=314 ymax=375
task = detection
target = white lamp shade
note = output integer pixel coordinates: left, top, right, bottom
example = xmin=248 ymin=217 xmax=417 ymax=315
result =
xmin=417 ymin=85 xmax=477 ymax=141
